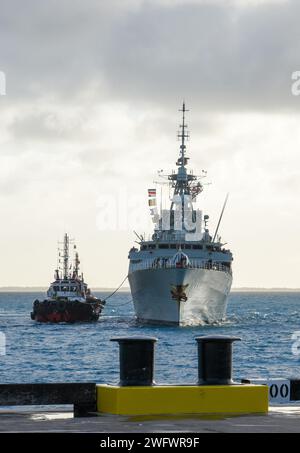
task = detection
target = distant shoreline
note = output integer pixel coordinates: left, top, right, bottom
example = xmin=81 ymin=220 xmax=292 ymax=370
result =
xmin=0 ymin=287 xmax=300 ymax=293
xmin=0 ymin=287 xmax=131 ymax=292
xmin=231 ymin=288 xmax=300 ymax=292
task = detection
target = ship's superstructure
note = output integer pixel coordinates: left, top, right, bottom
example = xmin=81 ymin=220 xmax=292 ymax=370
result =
xmin=128 ymin=104 xmax=233 ymax=325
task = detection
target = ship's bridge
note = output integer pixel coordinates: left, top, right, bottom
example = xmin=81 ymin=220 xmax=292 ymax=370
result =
xmin=47 ymin=279 xmax=87 ymax=299
xmin=137 ymin=241 xmax=231 ymax=255
xmin=128 ymin=239 xmax=232 ymax=275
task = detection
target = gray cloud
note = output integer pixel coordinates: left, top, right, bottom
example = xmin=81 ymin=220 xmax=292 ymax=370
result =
xmin=100 ymin=0 xmax=300 ymax=111
xmin=0 ymin=0 xmax=299 ymax=112
xmin=0 ymin=0 xmax=300 ymax=110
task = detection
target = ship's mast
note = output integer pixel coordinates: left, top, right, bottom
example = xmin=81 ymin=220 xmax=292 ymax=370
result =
xmin=178 ymin=102 xmax=189 ymax=173
xmin=74 ymin=251 xmax=80 ymax=278
xmin=155 ymin=103 xmax=204 ymax=235
xmin=63 ymin=233 xmax=69 ymax=279
xmin=174 ymin=102 xmax=189 ymax=197
xmin=169 ymin=103 xmax=192 ymax=217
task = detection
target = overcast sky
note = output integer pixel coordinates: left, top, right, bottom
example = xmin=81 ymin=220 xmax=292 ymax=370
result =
xmin=0 ymin=0 xmax=300 ymax=288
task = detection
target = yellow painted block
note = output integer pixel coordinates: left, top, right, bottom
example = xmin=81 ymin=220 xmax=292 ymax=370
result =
xmin=97 ymin=384 xmax=268 ymax=416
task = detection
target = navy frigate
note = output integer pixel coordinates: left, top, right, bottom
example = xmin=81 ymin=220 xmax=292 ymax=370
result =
xmin=128 ymin=104 xmax=233 ymax=325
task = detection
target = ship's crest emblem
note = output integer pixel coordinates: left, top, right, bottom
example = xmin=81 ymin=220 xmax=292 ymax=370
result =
xmin=170 ymin=284 xmax=189 ymax=302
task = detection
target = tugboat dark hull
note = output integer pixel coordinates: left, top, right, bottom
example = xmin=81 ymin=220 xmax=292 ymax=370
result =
xmin=31 ymin=298 xmax=105 ymax=323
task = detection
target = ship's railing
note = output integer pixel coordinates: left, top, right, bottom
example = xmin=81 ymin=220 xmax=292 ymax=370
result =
xmin=129 ymin=259 xmax=232 ymax=274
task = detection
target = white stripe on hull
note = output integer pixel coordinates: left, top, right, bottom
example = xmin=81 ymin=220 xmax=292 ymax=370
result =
xmin=128 ymin=268 xmax=232 ymax=326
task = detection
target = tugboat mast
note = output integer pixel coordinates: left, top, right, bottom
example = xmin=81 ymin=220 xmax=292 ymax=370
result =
xmin=63 ymin=233 xmax=69 ymax=279
xmin=74 ymin=251 xmax=80 ymax=278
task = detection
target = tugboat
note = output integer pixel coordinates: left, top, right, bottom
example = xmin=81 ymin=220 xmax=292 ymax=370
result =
xmin=31 ymin=233 xmax=105 ymax=323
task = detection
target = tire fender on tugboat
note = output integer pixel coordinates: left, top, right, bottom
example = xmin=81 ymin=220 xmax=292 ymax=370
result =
xmin=57 ymin=300 xmax=66 ymax=312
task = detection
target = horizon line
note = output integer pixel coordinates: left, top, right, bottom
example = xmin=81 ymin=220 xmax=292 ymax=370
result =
xmin=1 ymin=286 xmax=300 ymax=292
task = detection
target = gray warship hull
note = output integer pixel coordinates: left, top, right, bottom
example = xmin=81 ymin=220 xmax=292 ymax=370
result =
xmin=128 ymin=267 xmax=232 ymax=325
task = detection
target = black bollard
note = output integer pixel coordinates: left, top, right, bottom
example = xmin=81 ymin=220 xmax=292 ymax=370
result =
xmin=111 ymin=336 xmax=157 ymax=386
xmin=195 ymin=335 xmax=241 ymax=385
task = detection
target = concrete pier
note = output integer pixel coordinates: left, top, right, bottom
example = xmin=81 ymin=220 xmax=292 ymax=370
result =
xmin=0 ymin=405 xmax=300 ymax=433
xmin=1 ymin=338 xmax=299 ymax=432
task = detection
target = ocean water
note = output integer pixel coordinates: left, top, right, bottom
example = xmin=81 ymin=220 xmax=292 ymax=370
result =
xmin=0 ymin=291 xmax=300 ymax=385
